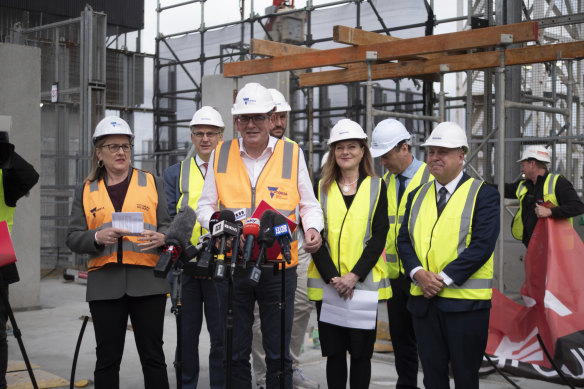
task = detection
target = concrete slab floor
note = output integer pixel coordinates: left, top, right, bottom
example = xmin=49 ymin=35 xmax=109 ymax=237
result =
xmin=7 ymin=278 xmax=566 ymax=388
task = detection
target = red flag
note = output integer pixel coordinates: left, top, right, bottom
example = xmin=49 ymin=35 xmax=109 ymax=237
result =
xmin=486 ymin=218 xmax=584 ymax=384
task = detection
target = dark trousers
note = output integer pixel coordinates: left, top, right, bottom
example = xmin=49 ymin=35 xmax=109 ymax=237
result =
xmin=89 ymin=294 xmax=169 ymax=389
xmin=412 ymin=299 xmax=490 ymax=389
xmin=181 ymin=275 xmax=225 ymax=389
xmin=0 ymin=285 xmax=7 ymax=389
xmin=387 ymin=275 xmax=419 ymax=389
xmin=216 ymin=266 xmax=296 ymax=389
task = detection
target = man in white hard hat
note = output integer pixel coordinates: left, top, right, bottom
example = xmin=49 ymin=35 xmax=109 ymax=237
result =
xmin=370 ymin=119 xmax=433 ymax=389
xmin=196 ymin=82 xmax=323 ymax=389
xmin=505 ymin=145 xmax=584 ymax=247
xmin=252 ymin=89 xmax=320 ymax=389
xmin=397 ymin=122 xmax=500 ymax=389
xmin=163 ymin=106 xmax=225 ymax=389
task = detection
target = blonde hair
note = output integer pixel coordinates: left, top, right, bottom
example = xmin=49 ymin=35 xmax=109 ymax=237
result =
xmin=320 ymin=139 xmax=376 ymax=194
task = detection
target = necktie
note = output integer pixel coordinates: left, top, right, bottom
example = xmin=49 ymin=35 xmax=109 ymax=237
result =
xmin=397 ymin=174 xmax=407 ymax=204
xmin=202 ymin=162 xmax=209 ymax=178
xmin=436 ymin=187 xmax=448 ymax=216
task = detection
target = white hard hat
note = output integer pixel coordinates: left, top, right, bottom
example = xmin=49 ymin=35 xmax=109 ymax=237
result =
xmin=190 ymin=106 xmax=225 ymax=129
xmin=268 ymin=89 xmax=291 ymax=112
xmin=320 ymin=151 xmax=329 ymax=169
xmin=93 ymin=116 xmax=134 ymax=145
xmin=517 ymin=145 xmax=551 ymax=163
xmin=370 ymin=119 xmax=411 ymax=158
xmin=421 ymin=122 xmax=468 ymax=153
xmin=327 ymin=119 xmax=367 ymax=145
xmin=231 ymin=83 xmax=276 ymax=115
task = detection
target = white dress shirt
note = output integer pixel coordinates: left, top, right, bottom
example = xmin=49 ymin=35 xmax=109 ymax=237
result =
xmin=195 ymin=154 xmax=208 ymax=177
xmin=409 ymin=170 xmax=464 ymax=286
xmin=195 ymin=136 xmax=323 ymax=234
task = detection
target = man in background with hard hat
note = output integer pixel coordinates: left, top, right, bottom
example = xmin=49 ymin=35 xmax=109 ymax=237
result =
xmin=370 ymin=118 xmax=432 ymax=389
xmin=196 ymin=82 xmax=323 ymax=389
xmin=163 ymin=106 xmax=225 ymax=389
xmin=505 ymin=144 xmax=584 ymax=248
xmin=0 ymin=116 xmax=39 ymax=389
xmin=397 ymin=122 xmax=500 ymax=389
xmin=251 ymin=88 xmax=320 ymax=389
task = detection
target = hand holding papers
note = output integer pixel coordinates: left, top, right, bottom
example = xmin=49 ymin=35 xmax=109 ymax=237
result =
xmin=112 ymin=212 xmax=143 ymax=235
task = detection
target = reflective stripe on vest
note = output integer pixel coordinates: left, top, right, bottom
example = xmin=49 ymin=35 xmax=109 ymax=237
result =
xmin=408 ymin=178 xmax=493 ymax=300
xmin=0 ymin=169 xmax=16 ymax=233
xmin=214 ymin=139 xmax=300 ymax=267
xmin=83 ymin=169 xmax=159 ymax=271
xmin=307 ymin=177 xmax=392 ymax=301
xmin=511 ymin=173 xmax=567 ymax=241
xmin=385 ymin=163 xmax=432 ymax=279
xmin=178 ymin=157 xmax=206 ymax=245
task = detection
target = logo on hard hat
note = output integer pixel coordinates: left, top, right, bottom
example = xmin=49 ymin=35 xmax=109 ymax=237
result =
xmin=110 ymin=121 xmax=119 ymax=127
xmin=243 ymin=97 xmax=256 ymax=106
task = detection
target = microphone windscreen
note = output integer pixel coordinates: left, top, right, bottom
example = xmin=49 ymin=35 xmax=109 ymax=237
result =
xmin=243 ymin=218 xmax=260 ymax=237
xmin=218 ymin=209 xmax=236 ymax=223
xmin=258 ymin=210 xmax=277 ymax=247
xmin=165 ymin=206 xmax=196 ymax=248
xmin=209 ymin=211 xmax=221 ymax=231
xmin=273 ymin=214 xmax=289 ymax=230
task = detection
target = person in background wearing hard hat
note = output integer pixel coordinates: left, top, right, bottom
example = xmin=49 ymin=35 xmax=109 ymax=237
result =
xmin=251 ymin=89 xmax=320 ymax=389
xmin=0 ymin=118 xmax=39 ymax=389
xmin=163 ymin=106 xmax=225 ymax=389
xmin=196 ymin=82 xmax=323 ymax=389
xmin=370 ymin=119 xmax=432 ymax=389
xmin=308 ymin=119 xmax=391 ymax=389
xmin=66 ymin=116 xmax=171 ymax=389
xmin=397 ymin=122 xmax=500 ymax=389
xmin=505 ymin=145 xmax=584 ymax=248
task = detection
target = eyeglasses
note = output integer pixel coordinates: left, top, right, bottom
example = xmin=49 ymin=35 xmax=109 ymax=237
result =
xmin=237 ymin=115 xmax=270 ymax=125
xmin=192 ymin=131 xmax=220 ymax=139
xmin=101 ymin=143 xmax=133 ymax=153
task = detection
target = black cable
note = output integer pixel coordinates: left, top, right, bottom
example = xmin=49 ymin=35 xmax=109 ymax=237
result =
xmin=536 ymin=334 xmax=576 ymax=389
xmin=483 ymin=353 xmax=521 ymax=389
xmin=70 ymin=316 xmax=89 ymax=389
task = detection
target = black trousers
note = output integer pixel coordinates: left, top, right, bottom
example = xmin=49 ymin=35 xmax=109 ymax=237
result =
xmin=387 ymin=275 xmax=420 ymax=389
xmin=89 ymin=294 xmax=169 ymax=389
xmin=412 ymin=299 xmax=490 ymax=389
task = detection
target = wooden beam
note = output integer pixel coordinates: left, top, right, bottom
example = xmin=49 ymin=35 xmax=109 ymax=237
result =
xmin=333 ymin=25 xmax=440 ymax=60
xmin=224 ymin=21 xmax=538 ymax=77
xmin=298 ymin=41 xmax=584 ymax=87
xmin=250 ymin=39 xmax=350 ymax=69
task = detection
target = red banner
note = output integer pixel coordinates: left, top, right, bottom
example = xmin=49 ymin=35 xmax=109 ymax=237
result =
xmin=486 ymin=218 xmax=584 ymax=385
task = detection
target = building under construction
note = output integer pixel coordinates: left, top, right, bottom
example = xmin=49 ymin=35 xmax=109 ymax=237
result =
xmin=1 ymin=0 xmax=583 ymax=308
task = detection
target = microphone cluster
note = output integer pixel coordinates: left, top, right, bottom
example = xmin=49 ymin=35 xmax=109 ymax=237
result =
xmin=154 ymin=207 xmax=293 ymax=284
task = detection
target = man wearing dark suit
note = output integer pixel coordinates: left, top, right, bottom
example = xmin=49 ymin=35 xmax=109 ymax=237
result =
xmin=397 ymin=122 xmax=500 ymax=389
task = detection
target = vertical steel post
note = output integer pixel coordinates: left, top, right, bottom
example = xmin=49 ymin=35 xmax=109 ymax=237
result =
xmin=566 ymin=60 xmax=574 ymax=181
xmin=496 ymin=44 xmax=506 ymax=293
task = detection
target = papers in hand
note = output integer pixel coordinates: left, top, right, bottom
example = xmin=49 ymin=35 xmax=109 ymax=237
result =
xmin=319 ymin=284 xmax=379 ymax=330
xmin=112 ymin=212 xmax=143 ymax=235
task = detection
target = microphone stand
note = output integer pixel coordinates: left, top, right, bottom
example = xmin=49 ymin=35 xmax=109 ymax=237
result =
xmin=171 ymin=264 xmax=184 ymax=389
xmin=278 ymin=259 xmax=286 ymax=389
xmin=0 ymin=273 xmax=38 ymax=389
xmin=225 ymin=233 xmax=241 ymax=389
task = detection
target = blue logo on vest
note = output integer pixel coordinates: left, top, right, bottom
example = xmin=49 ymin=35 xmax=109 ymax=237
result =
xmin=268 ymin=186 xmax=288 ymax=199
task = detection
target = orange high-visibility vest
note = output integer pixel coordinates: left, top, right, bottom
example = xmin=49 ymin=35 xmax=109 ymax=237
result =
xmin=214 ymin=138 xmax=300 ymax=267
xmin=83 ymin=169 xmax=159 ymax=271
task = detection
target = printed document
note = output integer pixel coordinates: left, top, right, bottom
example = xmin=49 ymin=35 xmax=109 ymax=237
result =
xmin=320 ymin=284 xmax=379 ymax=330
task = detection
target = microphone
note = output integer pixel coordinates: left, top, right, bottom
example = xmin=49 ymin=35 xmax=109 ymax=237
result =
xmin=196 ymin=211 xmax=221 ymax=270
xmin=154 ymin=206 xmax=196 ymax=278
xmin=249 ymin=210 xmax=277 ymax=285
xmin=229 ymin=220 xmax=243 ymax=275
xmin=241 ymin=218 xmax=260 ymax=268
xmin=273 ymin=214 xmax=293 ymax=264
xmin=212 ymin=210 xmax=238 ymax=281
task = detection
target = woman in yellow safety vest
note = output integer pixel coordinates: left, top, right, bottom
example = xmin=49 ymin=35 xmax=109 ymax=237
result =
xmin=307 ymin=119 xmax=390 ymax=389
xmin=66 ymin=116 xmax=171 ymax=389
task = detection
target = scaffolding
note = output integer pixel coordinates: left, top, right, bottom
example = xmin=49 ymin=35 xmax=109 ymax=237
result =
xmin=154 ymin=0 xmax=584 ymax=293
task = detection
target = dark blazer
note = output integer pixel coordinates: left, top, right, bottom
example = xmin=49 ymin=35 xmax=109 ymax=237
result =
xmin=397 ymin=172 xmax=500 ymax=315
